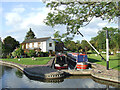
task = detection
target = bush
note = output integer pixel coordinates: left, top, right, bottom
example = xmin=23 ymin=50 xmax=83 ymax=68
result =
xmin=52 ymin=51 xmax=55 ymax=56
xmin=16 ymin=48 xmax=24 ymax=57
xmin=12 ymin=47 xmax=24 ymax=58
xmin=37 ymin=52 xmax=43 ymax=57
xmin=7 ymin=55 xmax=11 ymax=59
xmin=37 ymin=52 xmax=49 ymax=57
xmin=43 ymin=52 xmax=49 ymax=57
xmin=26 ymin=50 xmax=36 ymax=57
xmin=1 ymin=53 xmax=7 ymax=58
xmin=12 ymin=51 xmax=17 ymax=57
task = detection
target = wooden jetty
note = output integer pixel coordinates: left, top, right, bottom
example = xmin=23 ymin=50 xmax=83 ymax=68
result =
xmin=62 ymin=69 xmax=91 ymax=75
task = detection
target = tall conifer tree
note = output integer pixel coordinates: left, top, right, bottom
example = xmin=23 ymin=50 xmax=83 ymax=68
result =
xmin=25 ymin=28 xmax=36 ymax=40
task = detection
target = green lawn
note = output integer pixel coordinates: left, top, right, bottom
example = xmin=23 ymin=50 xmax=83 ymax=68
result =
xmin=0 ymin=57 xmax=52 ymax=65
xmin=88 ymin=54 xmax=120 ymax=71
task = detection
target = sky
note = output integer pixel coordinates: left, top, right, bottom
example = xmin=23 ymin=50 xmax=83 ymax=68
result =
xmin=0 ymin=0 xmax=118 ymax=43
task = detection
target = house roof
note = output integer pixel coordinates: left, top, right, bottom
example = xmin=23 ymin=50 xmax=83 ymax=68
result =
xmin=22 ymin=37 xmax=51 ymax=43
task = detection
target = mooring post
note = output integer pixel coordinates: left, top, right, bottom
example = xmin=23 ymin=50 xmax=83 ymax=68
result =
xmin=106 ymin=30 xmax=109 ymax=70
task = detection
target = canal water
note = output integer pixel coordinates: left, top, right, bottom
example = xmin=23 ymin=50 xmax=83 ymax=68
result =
xmin=0 ymin=65 xmax=118 ymax=89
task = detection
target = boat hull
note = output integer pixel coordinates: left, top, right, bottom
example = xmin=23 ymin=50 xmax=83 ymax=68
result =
xmin=76 ymin=62 xmax=88 ymax=70
xmin=55 ymin=64 xmax=68 ymax=70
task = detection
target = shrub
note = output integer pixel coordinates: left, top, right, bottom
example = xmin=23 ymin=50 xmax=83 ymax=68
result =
xmin=26 ymin=50 xmax=36 ymax=57
xmin=37 ymin=52 xmax=43 ymax=57
xmin=15 ymin=48 xmax=24 ymax=57
xmin=37 ymin=51 xmax=49 ymax=57
xmin=12 ymin=47 xmax=24 ymax=58
xmin=52 ymin=51 xmax=55 ymax=56
xmin=12 ymin=50 xmax=17 ymax=57
xmin=43 ymin=52 xmax=49 ymax=57
xmin=7 ymin=55 xmax=11 ymax=59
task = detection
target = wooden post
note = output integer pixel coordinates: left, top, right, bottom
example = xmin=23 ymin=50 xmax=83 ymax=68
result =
xmin=106 ymin=30 xmax=109 ymax=70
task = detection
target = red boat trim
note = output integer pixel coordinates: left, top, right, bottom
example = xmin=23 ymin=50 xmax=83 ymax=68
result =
xmin=55 ymin=66 xmax=68 ymax=69
xmin=76 ymin=65 xmax=88 ymax=69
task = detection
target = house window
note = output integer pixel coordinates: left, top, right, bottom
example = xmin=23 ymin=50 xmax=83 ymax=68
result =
xmin=49 ymin=43 xmax=52 ymax=47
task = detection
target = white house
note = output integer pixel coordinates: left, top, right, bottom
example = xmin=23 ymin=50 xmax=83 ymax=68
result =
xmin=21 ymin=37 xmax=55 ymax=53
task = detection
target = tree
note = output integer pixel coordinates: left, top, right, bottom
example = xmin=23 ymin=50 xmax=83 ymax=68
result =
xmin=90 ymin=27 xmax=120 ymax=53
xmin=103 ymin=27 xmax=120 ymax=53
xmin=3 ymin=36 xmax=19 ymax=56
xmin=63 ymin=38 xmax=81 ymax=52
xmin=81 ymin=40 xmax=90 ymax=53
xmin=93 ymin=30 xmax=106 ymax=51
xmin=12 ymin=46 xmax=24 ymax=58
xmin=75 ymin=40 xmax=82 ymax=52
xmin=44 ymin=1 xmax=119 ymax=37
xmin=53 ymin=31 xmax=62 ymax=42
xmin=25 ymin=28 xmax=36 ymax=40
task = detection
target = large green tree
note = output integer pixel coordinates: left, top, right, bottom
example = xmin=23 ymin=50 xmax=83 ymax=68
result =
xmin=103 ymin=27 xmax=120 ymax=52
xmin=44 ymin=1 xmax=119 ymax=37
xmin=81 ymin=40 xmax=90 ymax=50
xmin=25 ymin=28 xmax=36 ymax=40
xmin=53 ymin=31 xmax=62 ymax=42
xmin=3 ymin=36 xmax=19 ymax=56
xmin=90 ymin=27 xmax=120 ymax=53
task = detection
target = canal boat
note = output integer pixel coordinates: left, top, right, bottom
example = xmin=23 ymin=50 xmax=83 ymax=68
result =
xmin=67 ymin=53 xmax=88 ymax=70
xmin=54 ymin=53 xmax=68 ymax=70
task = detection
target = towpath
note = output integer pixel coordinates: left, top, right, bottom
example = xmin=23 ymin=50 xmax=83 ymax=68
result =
xmin=91 ymin=63 xmax=120 ymax=83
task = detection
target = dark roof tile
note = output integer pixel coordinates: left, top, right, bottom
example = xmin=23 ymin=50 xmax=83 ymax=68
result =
xmin=22 ymin=37 xmax=51 ymax=43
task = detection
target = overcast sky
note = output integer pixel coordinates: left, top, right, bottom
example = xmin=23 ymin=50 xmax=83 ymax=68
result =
xmin=0 ymin=0 xmax=118 ymax=43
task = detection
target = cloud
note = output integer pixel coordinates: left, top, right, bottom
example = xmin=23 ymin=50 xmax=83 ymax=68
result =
xmin=97 ymin=22 xmax=107 ymax=27
xmin=12 ymin=7 xmax=25 ymax=13
xmin=3 ymin=5 xmax=55 ymax=42
xmin=5 ymin=12 xmax=22 ymax=26
xmin=5 ymin=5 xmax=51 ymax=28
xmin=73 ymin=27 xmax=100 ymax=42
xmin=91 ymin=17 xmax=117 ymax=28
xmin=81 ymin=28 xmax=99 ymax=37
xmin=20 ymin=12 xmax=46 ymax=28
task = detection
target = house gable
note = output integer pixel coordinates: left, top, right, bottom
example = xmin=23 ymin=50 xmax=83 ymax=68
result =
xmin=21 ymin=37 xmax=55 ymax=52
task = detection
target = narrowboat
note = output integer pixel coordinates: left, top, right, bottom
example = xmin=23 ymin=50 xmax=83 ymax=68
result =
xmin=54 ymin=53 xmax=68 ymax=70
xmin=67 ymin=53 xmax=88 ymax=70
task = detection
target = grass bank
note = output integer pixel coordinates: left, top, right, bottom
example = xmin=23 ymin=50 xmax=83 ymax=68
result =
xmin=0 ymin=57 xmax=52 ymax=65
xmin=88 ymin=54 xmax=120 ymax=71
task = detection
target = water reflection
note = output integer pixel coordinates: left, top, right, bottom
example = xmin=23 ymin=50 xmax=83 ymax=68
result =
xmin=92 ymin=77 xmax=120 ymax=88
xmin=27 ymin=76 xmax=64 ymax=83
xmin=0 ymin=65 xmax=119 ymax=88
xmin=15 ymin=70 xmax=23 ymax=78
xmin=0 ymin=65 xmax=3 ymax=78
xmin=0 ymin=65 xmax=2 ymax=89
